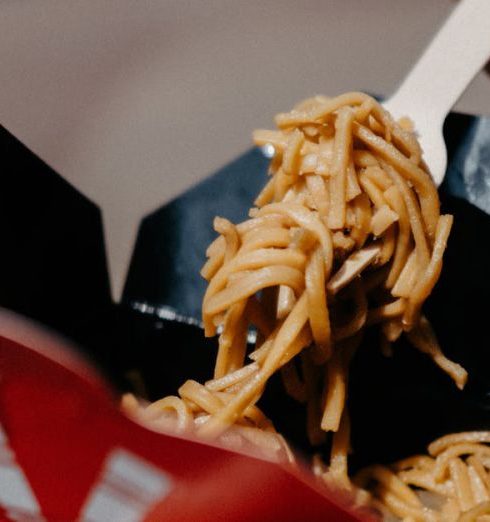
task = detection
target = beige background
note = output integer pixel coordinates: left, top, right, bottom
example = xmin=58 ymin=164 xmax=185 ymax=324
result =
xmin=1 ymin=0 xmax=489 ymax=300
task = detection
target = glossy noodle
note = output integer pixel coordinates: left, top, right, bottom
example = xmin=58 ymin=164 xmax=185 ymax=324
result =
xmin=123 ymin=92 xmax=470 ymax=520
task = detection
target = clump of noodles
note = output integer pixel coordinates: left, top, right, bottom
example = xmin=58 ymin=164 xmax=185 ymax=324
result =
xmin=123 ymin=92 xmax=467 ymax=502
xmin=356 ymin=432 xmax=490 ymax=521
xmin=121 ymin=391 xmax=295 ymax=464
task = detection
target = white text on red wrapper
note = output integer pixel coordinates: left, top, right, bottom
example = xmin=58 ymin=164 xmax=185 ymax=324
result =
xmin=0 ymin=424 xmax=172 ymax=521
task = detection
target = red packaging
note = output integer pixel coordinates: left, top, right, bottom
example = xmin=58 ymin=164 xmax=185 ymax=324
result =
xmin=0 ymin=309 xmax=375 ymax=521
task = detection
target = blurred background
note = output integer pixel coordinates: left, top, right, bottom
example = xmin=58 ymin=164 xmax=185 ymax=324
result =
xmin=1 ymin=0 xmax=489 ymax=299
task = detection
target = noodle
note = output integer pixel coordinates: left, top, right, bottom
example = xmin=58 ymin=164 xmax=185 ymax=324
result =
xmin=361 ymin=434 xmax=490 ymax=521
xmin=305 ymin=246 xmax=332 ymax=362
xmin=328 ymin=106 xmax=355 ymax=229
xmin=383 ymin=184 xmax=411 ymax=288
xmin=123 ymin=92 xmax=465 ymax=517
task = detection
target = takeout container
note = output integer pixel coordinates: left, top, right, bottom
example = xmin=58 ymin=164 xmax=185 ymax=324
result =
xmin=0 ymin=108 xmax=489 ymax=520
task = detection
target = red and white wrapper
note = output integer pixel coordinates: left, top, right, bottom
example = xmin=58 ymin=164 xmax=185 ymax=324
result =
xmin=0 ymin=309 xmax=376 ymax=521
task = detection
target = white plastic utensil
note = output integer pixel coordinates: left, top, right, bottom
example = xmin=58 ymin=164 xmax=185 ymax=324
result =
xmin=383 ymin=0 xmax=490 ymax=186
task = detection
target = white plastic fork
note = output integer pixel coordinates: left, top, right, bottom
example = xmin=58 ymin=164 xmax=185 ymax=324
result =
xmin=383 ymin=0 xmax=490 ymax=186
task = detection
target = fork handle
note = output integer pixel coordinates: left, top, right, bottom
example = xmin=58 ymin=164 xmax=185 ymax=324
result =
xmin=385 ymin=0 xmax=490 ymax=122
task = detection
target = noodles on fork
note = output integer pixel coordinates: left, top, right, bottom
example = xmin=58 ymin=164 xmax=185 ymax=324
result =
xmin=198 ymin=92 xmax=462 ymax=444
xmin=123 ymin=93 xmax=467 ymax=517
